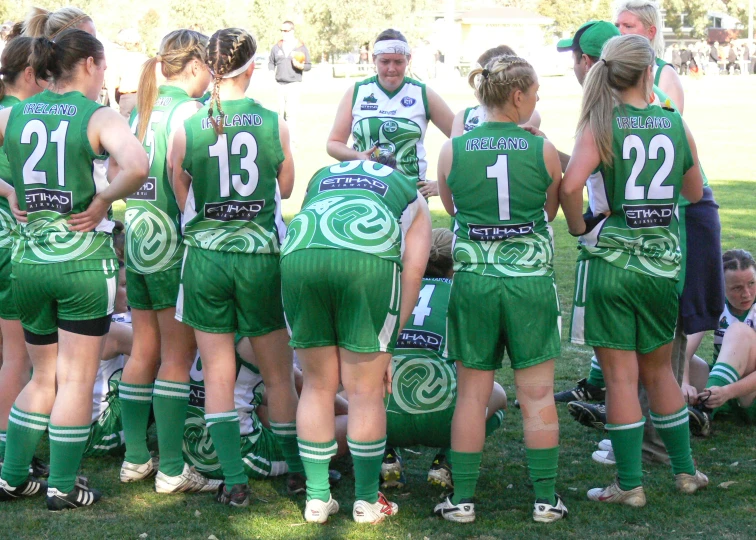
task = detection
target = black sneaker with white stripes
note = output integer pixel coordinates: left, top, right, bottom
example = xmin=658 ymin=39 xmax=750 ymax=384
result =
xmin=554 ymin=378 xmax=606 ymax=403
xmin=567 ymin=401 xmax=607 ymax=431
xmin=31 ymin=456 xmax=50 ymax=478
xmin=46 ymin=485 xmax=102 ymax=511
xmin=433 ymin=494 xmax=475 ymax=523
xmin=688 ymin=405 xmax=712 ymax=437
xmin=0 ymin=477 xmax=47 ymax=501
xmin=215 ymin=483 xmax=250 ymax=507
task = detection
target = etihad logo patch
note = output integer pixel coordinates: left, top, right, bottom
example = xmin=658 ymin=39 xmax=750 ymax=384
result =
xmin=623 ymin=203 xmax=674 ymax=228
xmin=319 ymin=174 xmax=389 ymax=196
xmin=127 ymin=178 xmax=157 ymax=201
xmin=189 ymin=384 xmax=205 ymax=407
xmin=396 ymin=329 xmax=442 ymax=351
xmin=361 ymin=93 xmax=378 ymax=110
xmin=204 ymin=200 xmax=265 ymax=222
xmin=468 ymin=222 xmax=535 ymax=241
xmin=25 ymin=188 xmax=73 ymax=214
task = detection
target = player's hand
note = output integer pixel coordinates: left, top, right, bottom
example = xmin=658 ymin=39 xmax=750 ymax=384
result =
xmin=681 ymin=383 xmax=698 ymax=405
xmin=8 ymin=192 xmax=27 ymax=223
xmin=292 ymin=59 xmax=305 ymax=70
xmin=697 ymin=386 xmax=730 ymax=409
xmin=68 ymin=194 xmax=110 ymax=233
xmin=357 ymin=145 xmax=378 ymax=161
xmin=384 ymin=361 xmax=393 ymax=396
xmin=417 ymin=180 xmax=439 ymax=199
xmin=521 ymin=125 xmax=546 ymax=138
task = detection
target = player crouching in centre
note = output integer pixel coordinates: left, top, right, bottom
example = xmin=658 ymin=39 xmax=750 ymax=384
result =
xmin=435 ymin=55 xmax=566 ymax=523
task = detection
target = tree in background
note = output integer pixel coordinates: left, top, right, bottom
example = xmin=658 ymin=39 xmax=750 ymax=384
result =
xmin=138 ymin=9 xmax=160 ymax=55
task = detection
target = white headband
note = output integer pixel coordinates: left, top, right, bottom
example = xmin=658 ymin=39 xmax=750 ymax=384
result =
xmin=373 ymin=39 xmax=410 ymax=56
xmin=220 ymin=56 xmax=255 ymax=79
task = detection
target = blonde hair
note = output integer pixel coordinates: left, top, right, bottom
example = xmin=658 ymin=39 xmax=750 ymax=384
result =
xmin=426 ymin=228 xmax=454 ymax=278
xmin=615 ymin=0 xmax=665 ymax=57
xmin=23 ymin=6 xmax=93 ymax=39
xmin=577 ymin=34 xmax=654 ymax=165
xmin=136 ymin=29 xmax=208 ymax=142
xmin=468 ymin=55 xmax=536 ymax=112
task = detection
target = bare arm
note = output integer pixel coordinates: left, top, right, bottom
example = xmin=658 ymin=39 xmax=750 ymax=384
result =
xmin=542 ymin=139 xmax=562 ymax=222
xmin=169 ymin=124 xmax=191 ymax=212
xmin=327 ymin=84 xmax=375 ymax=161
xmin=167 ymin=101 xmax=203 ymax=185
xmin=436 ymin=140 xmax=454 ymax=216
xmin=659 ymin=66 xmax=685 ymax=114
xmin=681 ymin=119 xmax=703 ymax=204
xmin=277 ymin=119 xmax=295 ymax=198
xmin=101 ymin=321 xmax=133 ymax=359
xmin=450 ymin=109 xmax=466 ymax=138
xmin=399 ymin=198 xmax=432 ymax=331
xmin=426 ymin=86 xmax=453 ymax=138
xmin=560 ymin=127 xmax=601 ymax=236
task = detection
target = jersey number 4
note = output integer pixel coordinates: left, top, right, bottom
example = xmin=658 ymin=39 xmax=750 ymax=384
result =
xmin=21 ymin=119 xmax=69 ymax=186
xmin=412 ymin=283 xmax=436 ymax=326
xmin=623 ymin=134 xmax=675 ymax=200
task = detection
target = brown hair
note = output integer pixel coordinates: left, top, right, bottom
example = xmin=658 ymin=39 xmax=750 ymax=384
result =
xmin=30 ymin=30 xmax=104 ymax=85
xmin=476 ymin=45 xmax=516 ymax=67
xmin=23 ymin=6 xmax=93 ymax=39
xmin=206 ymin=28 xmax=257 ymax=135
xmin=425 ymin=228 xmax=454 ymax=278
xmin=136 ymin=29 xmax=208 ymax=142
xmin=723 ymin=249 xmax=756 ymax=273
xmin=112 ymin=220 xmax=125 ymax=263
xmin=468 ymin=55 xmax=536 ymax=112
xmin=0 ymin=37 xmax=35 ymax=101
xmin=374 ymin=28 xmax=407 ymax=45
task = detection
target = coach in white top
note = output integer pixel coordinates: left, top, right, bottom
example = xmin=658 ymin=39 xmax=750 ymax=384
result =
xmin=327 ymin=28 xmax=453 ymax=198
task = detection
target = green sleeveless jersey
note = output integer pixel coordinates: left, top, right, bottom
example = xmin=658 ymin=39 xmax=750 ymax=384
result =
xmin=578 ymin=105 xmax=694 ymax=279
xmin=126 ymin=86 xmax=192 ymax=273
xmin=448 ymin=122 xmax=554 ymax=278
xmin=281 ymin=160 xmax=421 ymax=268
xmin=5 ymin=90 xmax=115 ymax=266
xmin=0 ymin=95 xmax=20 ymax=249
xmin=386 ymin=277 xmax=456 ymax=415
xmin=182 ymin=98 xmax=286 ymax=253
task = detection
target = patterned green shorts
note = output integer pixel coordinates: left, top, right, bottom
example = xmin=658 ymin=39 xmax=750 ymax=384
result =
xmin=0 ymin=248 xmax=18 ymax=319
xmin=126 ymin=267 xmax=181 ymax=311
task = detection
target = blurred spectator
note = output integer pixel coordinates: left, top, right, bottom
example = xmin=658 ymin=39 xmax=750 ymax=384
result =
xmin=359 ymin=42 xmax=369 ymax=64
xmin=726 ymin=42 xmax=738 ymax=74
xmin=709 ymin=41 xmax=720 ymax=75
xmin=672 ymin=43 xmax=681 ymax=74
xmin=108 ymin=28 xmax=148 ymax=120
xmin=680 ymin=43 xmax=691 ymax=75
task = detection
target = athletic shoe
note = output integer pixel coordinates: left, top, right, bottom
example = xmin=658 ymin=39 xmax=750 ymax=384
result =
xmin=568 ymin=401 xmax=607 ymax=431
xmin=215 ymin=483 xmax=250 ymax=507
xmin=46 ymin=485 xmax=102 ymax=511
xmin=533 ymin=493 xmax=569 ymax=523
xmin=598 ymin=439 xmax=612 ymax=451
xmin=554 ymin=378 xmax=606 ymax=403
xmin=427 ymin=453 xmax=453 ymax=489
xmin=675 ymin=470 xmax=709 ymax=494
xmin=31 ymin=456 xmax=50 ymax=478
xmin=154 ymin=463 xmax=222 ymax=494
xmin=688 ymin=405 xmax=712 ymax=437
xmin=434 ymin=494 xmax=475 ymax=523
xmin=353 ymin=492 xmax=398 ymax=523
xmin=120 ymin=457 xmax=158 ymax=483
xmin=304 ymin=495 xmax=339 ymax=523
xmin=592 ymin=449 xmax=616 ymax=465
xmin=0 ymin=477 xmax=47 ymax=501
xmin=587 ymin=480 xmax=646 ymax=507
xmin=380 ymin=447 xmax=405 ymax=489
xmin=287 ymin=470 xmax=342 ymax=495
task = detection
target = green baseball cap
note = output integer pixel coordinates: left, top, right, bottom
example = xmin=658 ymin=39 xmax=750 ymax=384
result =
xmin=557 ymin=21 xmax=621 ymax=57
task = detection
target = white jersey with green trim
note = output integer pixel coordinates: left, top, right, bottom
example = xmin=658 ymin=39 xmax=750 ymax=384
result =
xmin=713 ymin=301 xmax=756 ymax=363
xmin=350 ymin=76 xmax=430 ymax=180
xmin=91 ymin=354 xmax=125 ymax=423
xmin=463 ymin=106 xmax=485 ymax=133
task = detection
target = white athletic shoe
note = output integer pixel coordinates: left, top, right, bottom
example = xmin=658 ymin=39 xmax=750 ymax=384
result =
xmin=592 ymin=449 xmax=616 ymax=465
xmin=155 ymin=463 xmax=222 ymax=494
xmin=675 ymin=470 xmax=709 ymax=494
xmin=304 ymin=495 xmax=340 ymax=523
xmin=598 ymin=439 xmax=612 ymax=452
xmin=353 ymin=492 xmax=398 ymax=524
xmin=434 ymin=494 xmax=475 ymax=523
xmin=587 ymin=480 xmax=646 ymax=507
xmin=533 ymin=493 xmax=569 ymax=523
xmin=120 ymin=457 xmax=158 ymax=483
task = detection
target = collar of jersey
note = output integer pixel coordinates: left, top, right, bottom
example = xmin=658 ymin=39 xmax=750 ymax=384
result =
xmin=375 ymin=76 xmax=408 ymax=99
xmin=0 ymin=95 xmax=20 ymax=107
xmin=158 ymin=85 xmax=192 ymax=99
xmin=726 ymin=299 xmax=754 ymax=321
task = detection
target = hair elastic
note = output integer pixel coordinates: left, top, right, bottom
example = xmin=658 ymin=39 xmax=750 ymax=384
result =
xmin=481 ymin=68 xmax=490 ymax=79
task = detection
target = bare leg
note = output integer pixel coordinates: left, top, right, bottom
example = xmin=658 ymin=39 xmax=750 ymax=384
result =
xmin=155 ymin=308 xmax=196 ymax=382
xmin=247 ymin=330 xmax=298 ymax=426
xmin=195 ymin=331 xmax=236 ymax=415
xmin=296 ymin=346 xmax=339 ymax=443
xmin=595 ymin=348 xmax=641 ymax=424
xmin=451 ymin=364 xmax=494 ymax=453
xmin=0 ymin=319 xmax=31 ymax=433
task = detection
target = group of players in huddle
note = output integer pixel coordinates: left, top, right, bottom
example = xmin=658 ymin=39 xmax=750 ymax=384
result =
xmin=0 ymin=0 xmax=753 ymax=528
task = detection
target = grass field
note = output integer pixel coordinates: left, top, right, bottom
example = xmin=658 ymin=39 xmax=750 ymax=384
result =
xmin=2 ymin=70 xmax=755 ymax=539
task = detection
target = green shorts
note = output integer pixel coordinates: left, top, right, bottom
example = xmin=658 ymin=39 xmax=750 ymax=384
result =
xmin=570 ymin=258 xmax=677 ymax=353
xmin=386 ymin=407 xmax=455 ymax=449
xmin=126 ymin=267 xmax=181 ymax=311
xmin=0 ymin=248 xmax=19 ymax=320
xmin=280 ymin=249 xmax=401 ymax=354
xmin=13 ymin=260 xmax=118 ymax=335
xmin=447 ymin=272 xmax=561 ymax=371
xmin=85 ymin=394 xmax=124 ymax=458
xmin=177 ymin=248 xmax=285 ymax=336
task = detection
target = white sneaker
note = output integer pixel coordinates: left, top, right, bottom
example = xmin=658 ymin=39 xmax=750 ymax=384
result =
xmin=592 ymin=449 xmax=616 ymax=465
xmin=155 ymin=463 xmax=222 ymax=494
xmin=598 ymin=439 xmax=612 ymax=452
xmin=120 ymin=457 xmax=158 ymax=483
xmin=675 ymin=470 xmax=709 ymax=494
xmin=533 ymin=493 xmax=569 ymax=523
xmin=587 ymin=480 xmax=646 ymax=507
xmin=353 ymin=492 xmax=398 ymax=523
xmin=304 ymin=495 xmax=340 ymax=523
xmin=434 ymin=494 xmax=475 ymax=523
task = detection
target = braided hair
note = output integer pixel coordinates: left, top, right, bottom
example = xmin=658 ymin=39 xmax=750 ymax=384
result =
xmin=206 ymin=28 xmax=257 ymax=135
xmin=468 ymin=55 xmax=536 ymax=112
xmin=723 ymin=249 xmax=756 ymax=273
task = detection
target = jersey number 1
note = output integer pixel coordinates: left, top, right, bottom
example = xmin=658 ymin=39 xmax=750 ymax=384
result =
xmin=487 ymin=155 xmax=510 ymax=220
xmin=21 ymin=119 xmax=69 ymax=186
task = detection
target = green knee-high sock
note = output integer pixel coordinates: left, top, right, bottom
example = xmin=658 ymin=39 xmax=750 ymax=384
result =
xmin=606 ymin=418 xmax=645 ymax=491
xmin=348 ymin=436 xmax=386 ymax=503
xmin=206 ymin=411 xmax=248 ymax=486
xmin=485 ymin=409 xmax=506 ymax=437
xmin=270 ymin=421 xmax=304 ymax=474
xmin=48 ymin=424 xmax=91 ymax=493
xmin=526 ymin=446 xmax=559 ymax=505
xmin=298 ymin=438 xmax=337 ymax=502
xmin=450 ymin=450 xmax=481 ymax=504
xmin=119 ymin=382 xmax=154 ymax=465
xmin=650 ymin=406 xmax=696 ymax=476
xmin=0 ymin=430 xmax=6 ymax=460
xmin=706 ymin=363 xmax=740 ymax=390
xmin=1 ymin=407 xmax=48 ymax=487
xmin=153 ymin=380 xmax=189 ymax=477
xmin=586 ymin=356 xmax=605 ymax=388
